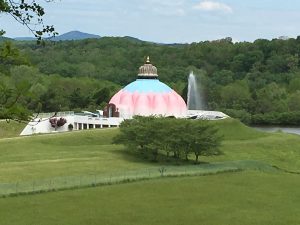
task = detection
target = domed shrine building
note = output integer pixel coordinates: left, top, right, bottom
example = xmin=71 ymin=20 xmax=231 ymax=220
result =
xmin=20 ymin=57 xmax=229 ymax=136
xmin=109 ymin=57 xmax=187 ymax=118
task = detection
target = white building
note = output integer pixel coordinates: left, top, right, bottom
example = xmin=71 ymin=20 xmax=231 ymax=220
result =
xmin=20 ymin=111 xmax=124 ymax=136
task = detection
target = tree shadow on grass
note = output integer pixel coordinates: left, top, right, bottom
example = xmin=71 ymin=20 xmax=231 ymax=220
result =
xmin=110 ymin=145 xmax=209 ymax=166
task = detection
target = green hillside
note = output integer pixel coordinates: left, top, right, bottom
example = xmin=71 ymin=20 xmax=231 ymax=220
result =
xmin=0 ymin=119 xmax=300 ymax=224
xmin=0 ymin=118 xmax=299 ymax=185
xmin=3 ymin=37 xmax=300 ymax=124
xmin=0 ymin=120 xmax=25 ymax=139
xmin=211 ymin=119 xmax=300 ymax=171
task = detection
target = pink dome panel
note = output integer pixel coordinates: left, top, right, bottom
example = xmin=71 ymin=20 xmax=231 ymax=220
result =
xmin=110 ymin=89 xmax=187 ymax=118
xmin=152 ymin=93 xmax=168 ymax=115
xmin=134 ymin=93 xmax=151 ymax=116
xmin=109 ymin=78 xmax=187 ymax=118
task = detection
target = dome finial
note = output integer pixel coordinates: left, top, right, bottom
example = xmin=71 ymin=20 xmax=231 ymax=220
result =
xmin=138 ymin=56 xmax=158 ymax=78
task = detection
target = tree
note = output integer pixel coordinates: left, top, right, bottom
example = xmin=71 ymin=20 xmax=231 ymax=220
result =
xmin=0 ymin=0 xmax=56 ymax=121
xmin=0 ymin=0 xmax=57 ymax=42
xmin=288 ymin=77 xmax=300 ymax=93
xmin=190 ymin=121 xmax=222 ymax=163
xmin=288 ymin=91 xmax=300 ymax=111
xmin=113 ymin=116 xmax=157 ymax=159
xmin=0 ymin=81 xmax=31 ymax=120
xmin=220 ymin=80 xmax=251 ymax=110
xmin=165 ymin=119 xmax=189 ymax=160
xmin=255 ymin=83 xmax=288 ymax=114
xmin=0 ymin=64 xmax=38 ymax=120
xmin=93 ymin=87 xmax=111 ymax=106
xmin=69 ymin=88 xmax=90 ymax=109
xmin=211 ymin=70 xmax=233 ymax=86
xmin=113 ymin=116 xmax=222 ymax=163
xmin=0 ymin=42 xmax=29 ymax=73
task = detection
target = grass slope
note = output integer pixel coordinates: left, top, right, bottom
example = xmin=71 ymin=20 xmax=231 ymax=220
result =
xmin=211 ymin=119 xmax=300 ymax=172
xmin=0 ymin=120 xmax=25 ymax=139
xmin=1 ymin=119 xmax=300 ymax=225
xmin=1 ymin=171 xmax=300 ymax=225
xmin=0 ymin=129 xmax=156 ymax=182
xmin=0 ymin=118 xmax=300 ymax=184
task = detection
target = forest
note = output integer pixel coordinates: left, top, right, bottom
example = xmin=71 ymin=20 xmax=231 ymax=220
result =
xmin=1 ymin=36 xmax=300 ymax=124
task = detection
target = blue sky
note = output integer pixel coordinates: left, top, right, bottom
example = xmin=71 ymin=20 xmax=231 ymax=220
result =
xmin=1 ymin=0 xmax=300 ymax=43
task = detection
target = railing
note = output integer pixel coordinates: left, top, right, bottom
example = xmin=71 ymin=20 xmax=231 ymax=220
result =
xmin=0 ymin=160 xmax=278 ymax=197
xmin=74 ymin=115 xmax=123 ymax=125
xmin=32 ymin=111 xmax=75 ymax=119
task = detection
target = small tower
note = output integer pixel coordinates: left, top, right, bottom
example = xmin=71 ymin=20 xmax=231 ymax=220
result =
xmin=138 ymin=56 xmax=158 ymax=79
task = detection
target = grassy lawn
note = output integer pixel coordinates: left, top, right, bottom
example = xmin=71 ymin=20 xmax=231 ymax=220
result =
xmin=0 ymin=120 xmax=25 ymax=139
xmin=207 ymin=119 xmax=300 ymax=172
xmin=1 ymin=171 xmax=300 ymax=225
xmin=0 ymin=119 xmax=300 ymax=224
xmin=0 ymin=118 xmax=300 ymax=184
xmin=0 ymin=128 xmax=160 ymax=182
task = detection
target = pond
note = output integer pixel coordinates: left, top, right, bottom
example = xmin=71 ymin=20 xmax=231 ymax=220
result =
xmin=251 ymin=126 xmax=300 ymax=135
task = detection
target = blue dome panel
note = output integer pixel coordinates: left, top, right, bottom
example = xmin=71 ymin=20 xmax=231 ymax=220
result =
xmin=123 ymin=79 xmax=172 ymax=93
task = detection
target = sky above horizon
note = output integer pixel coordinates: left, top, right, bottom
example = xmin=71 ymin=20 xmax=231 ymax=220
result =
xmin=1 ymin=0 xmax=299 ymax=43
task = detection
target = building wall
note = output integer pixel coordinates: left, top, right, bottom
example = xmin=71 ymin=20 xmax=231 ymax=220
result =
xmin=20 ymin=115 xmax=124 ymax=136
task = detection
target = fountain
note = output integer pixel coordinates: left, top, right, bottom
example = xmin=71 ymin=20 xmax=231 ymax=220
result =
xmin=187 ymin=71 xmax=203 ymax=110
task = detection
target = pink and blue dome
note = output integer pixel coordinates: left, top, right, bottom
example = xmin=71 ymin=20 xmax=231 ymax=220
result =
xmin=109 ymin=57 xmax=187 ymax=118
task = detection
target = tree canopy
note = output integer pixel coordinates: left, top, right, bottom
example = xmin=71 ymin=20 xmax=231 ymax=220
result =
xmin=2 ymin=34 xmax=300 ymax=124
xmin=113 ymin=116 xmax=222 ymax=163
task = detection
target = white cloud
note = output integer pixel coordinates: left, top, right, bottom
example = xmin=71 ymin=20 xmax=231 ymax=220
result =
xmin=193 ymin=1 xmax=233 ymax=13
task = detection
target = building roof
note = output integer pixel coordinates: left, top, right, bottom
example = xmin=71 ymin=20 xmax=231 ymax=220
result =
xmin=138 ymin=56 xmax=158 ymax=78
xmin=109 ymin=57 xmax=187 ymax=118
xmin=123 ymin=79 xmax=171 ymax=93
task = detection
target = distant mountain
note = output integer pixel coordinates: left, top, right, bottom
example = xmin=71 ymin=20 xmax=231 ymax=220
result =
xmin=14 ymin=37 xmax=35 ymax=41
xmin=0 ymin=36 xmax=13 ymax=42
xmin=50 ymin=31 xmax=101 ymax=41
xmin=12 ymin=31 xmax=101 ymax=42
xmin=9 ymin=31 xmax=181 ymax=44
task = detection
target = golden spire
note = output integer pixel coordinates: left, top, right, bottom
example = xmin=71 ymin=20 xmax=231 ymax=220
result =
xmin=146 ymin=56 xmax=150 ymax=64
xmin=138 ymin=56 xmax=158 ymax=77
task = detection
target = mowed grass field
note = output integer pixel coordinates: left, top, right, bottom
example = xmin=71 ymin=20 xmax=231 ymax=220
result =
xmin=0 ymin=118 xmax=300 ymax=183
xmin=1 ymin=171 xmax=300 ymax=225
xmin=1 ymin=118 xmax=300 ymax=225
xmin=0 ymin=128 xmax=160 ymax=182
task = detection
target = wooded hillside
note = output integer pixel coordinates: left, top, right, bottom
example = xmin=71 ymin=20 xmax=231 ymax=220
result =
xmin=2 ymin=36 xmax=300 ymax=124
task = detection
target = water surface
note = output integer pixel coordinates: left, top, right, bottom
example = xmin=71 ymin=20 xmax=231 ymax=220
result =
xmin=251 ymin=126 xmax=300 ymax=135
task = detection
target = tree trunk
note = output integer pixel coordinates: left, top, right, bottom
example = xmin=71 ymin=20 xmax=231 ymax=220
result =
xmin=152 ymin=149 xmax=158 ymax=162
xmin=195 ymin=154 xmax=199 ymax=163
xmin=173 ymin=150 xmax=179 ymax=159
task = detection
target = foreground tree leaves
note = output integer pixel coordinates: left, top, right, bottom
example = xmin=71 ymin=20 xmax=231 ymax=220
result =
xmin=0 ymin=0 xmax=57 ymax=42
